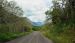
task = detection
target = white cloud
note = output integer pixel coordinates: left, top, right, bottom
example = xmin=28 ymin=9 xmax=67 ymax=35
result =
xmin=7 ymin=0 xmax=52 ymax=22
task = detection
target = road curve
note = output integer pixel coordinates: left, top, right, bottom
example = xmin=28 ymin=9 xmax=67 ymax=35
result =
xmin=6 ymin=31 xmax=53 ymax=43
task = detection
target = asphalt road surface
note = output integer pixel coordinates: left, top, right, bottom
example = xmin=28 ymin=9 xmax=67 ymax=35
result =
xmin=6 ymin=31 xmax=53 ymax=43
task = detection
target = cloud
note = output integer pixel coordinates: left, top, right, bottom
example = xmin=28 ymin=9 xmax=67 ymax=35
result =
xmin=28 ymin=13 xmax=47 ymax=22
xmin=7 ymin=0 xmax=52 ymax=22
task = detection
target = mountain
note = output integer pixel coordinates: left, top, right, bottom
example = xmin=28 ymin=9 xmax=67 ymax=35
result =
xmin=32 ymin=22 xmax=44 ymax=26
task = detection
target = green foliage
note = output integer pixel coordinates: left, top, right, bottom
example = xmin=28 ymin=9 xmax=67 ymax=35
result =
xmin=0 ymin=32 xmax=30 ymax=42
xmin=43 ymin=24 xmax=75 ymax=43
xmin=32 ymin=26 xmax=41 ymax=31
xmin=0 ymin=0 xmax=32 ymax=42
xmin=43 ymin=0 xmax=75 ymax=43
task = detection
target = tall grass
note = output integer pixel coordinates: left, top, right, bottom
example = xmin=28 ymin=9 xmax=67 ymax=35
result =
xmin=42 ymin=23 xmax=75 ymax=43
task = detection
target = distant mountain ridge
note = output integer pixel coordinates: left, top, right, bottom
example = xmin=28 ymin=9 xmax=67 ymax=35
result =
xmin=32 ymin=22 xmax=44 ymax=26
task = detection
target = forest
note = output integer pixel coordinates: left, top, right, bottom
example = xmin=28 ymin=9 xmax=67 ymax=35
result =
xmin=41 ymin=0 xmax=75 ymax=43
xmin=0 ymin=0 xmax=32 ymax=42
xmin=0 ymin=0 xmax=75 ymax=43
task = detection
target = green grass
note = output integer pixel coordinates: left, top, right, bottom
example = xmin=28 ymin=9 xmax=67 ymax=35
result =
xmin=42 ymin=24 xmax=75 ymax=43
xmin=0 ymin=32 xmax=31 ymax=42
xmin=43 ymin=31 xmax=73 ymax=43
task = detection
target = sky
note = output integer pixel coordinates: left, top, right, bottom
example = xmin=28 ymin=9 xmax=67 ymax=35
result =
xmin=7 ymin=0 xmax=52 ymax=22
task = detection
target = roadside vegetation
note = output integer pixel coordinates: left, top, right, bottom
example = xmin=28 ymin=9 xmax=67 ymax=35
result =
xmin=0 ymin=0 xmax=75 ymax=43
xmin=0 ymin=0 xmax=32 ymax=42
xmin=40 ymin=0 xmax=75 ymax=43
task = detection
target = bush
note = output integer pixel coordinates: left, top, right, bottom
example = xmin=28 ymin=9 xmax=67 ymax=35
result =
xmin=0 ymin=32 xmax=30 ymax=42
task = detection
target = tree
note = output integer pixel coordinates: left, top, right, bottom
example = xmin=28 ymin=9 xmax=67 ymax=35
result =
xmin=0 ymin=0 xmax=32 ymax=33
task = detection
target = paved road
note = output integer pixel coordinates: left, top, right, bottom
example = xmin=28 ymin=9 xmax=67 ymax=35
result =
xmin=6 ymin=31 xmax=53 ymax=43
